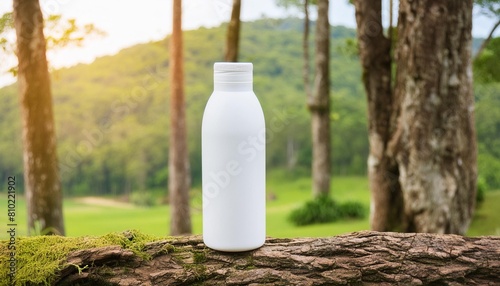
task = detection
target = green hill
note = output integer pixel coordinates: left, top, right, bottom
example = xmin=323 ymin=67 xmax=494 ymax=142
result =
xmin=0 ymin=17 xmax=498 ymax=196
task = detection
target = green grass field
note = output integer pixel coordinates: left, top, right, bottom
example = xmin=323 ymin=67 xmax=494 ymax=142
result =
xmin=1 ymin=174 xmax=499 ymax=240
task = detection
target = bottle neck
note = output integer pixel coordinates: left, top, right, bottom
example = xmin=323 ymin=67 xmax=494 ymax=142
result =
xmin=214 ymin=82 xmax=253 ymax=92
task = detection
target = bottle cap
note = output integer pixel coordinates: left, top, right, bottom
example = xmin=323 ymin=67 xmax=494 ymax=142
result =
xmin=214 ymin=62 xmax=253 ymax=83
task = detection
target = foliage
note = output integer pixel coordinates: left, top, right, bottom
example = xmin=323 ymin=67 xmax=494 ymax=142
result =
xmin=289 ymin=195 xmax=338 ymax=225
xmin=474 ymin=37 xmax=500 ymax=83
xmin=289 ymin=195 xmax=366 ymax=226
xmin=477 ymin=176 xmax=487 ymax=205
xmin=129 ymin=191 xmax=158 ymax=207
xmin=474 ymin=38 xmax=499 ymax=190
xmin=337 ymin=201 xmax=366 ymax=218
xmin=44 ymin=14 xmax=106 ymax=49
xmin=474 ymin=81 xmax=500 ymax=188
xmin=468 ymin=191 xmax=500 ymax=236
xmin=0 ymin=12 xmax=104 ymax=75
xmin=0 ymin=230 xmax=160 ymax=286
xmin=0 ymin=12 xmax=12 ymax=39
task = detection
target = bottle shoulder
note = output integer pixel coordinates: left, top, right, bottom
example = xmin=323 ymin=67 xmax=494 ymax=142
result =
xmin=202 ymin=91 xmax=265 ymax=133
xmin=204 ymin=91 xmax=263 ymax=113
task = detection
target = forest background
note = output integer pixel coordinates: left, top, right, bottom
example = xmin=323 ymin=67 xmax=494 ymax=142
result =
xmin=0 ymin=2 xmax=499 ymax=237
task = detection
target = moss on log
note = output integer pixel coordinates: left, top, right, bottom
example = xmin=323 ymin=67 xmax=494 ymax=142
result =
xmin=1 ymin=230 xmax=499 ymax=285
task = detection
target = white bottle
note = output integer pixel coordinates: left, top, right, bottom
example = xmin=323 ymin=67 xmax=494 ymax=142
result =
xmin=202 ymin=62 xmax=266 ymax=252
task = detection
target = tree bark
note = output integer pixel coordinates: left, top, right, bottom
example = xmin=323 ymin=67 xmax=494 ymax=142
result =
xmin=13 ymin=0 xmax=65 ymax=235
xmin=393 ymin=0 xmax=477 ymax=234
xmin=169 ymin=0 xmax=192 ymax=235
xmin=53 ymin=231 xmax=500 ymax=285
xmin=353 ymin=0 xmax=403 ymax=232
xmin=354 ymin=0 xmax=477 ymax=234
xmin=309 ymin=0 xmax=331 ymax=197
xmin=224 ymin=0 xmax=241 ymax=62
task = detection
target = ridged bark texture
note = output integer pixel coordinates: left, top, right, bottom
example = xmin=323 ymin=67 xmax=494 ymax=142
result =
xmin=353 ymin=0 xmax=403 ymax=231
xmin=354 ymin=0 xmax=477 ymax=234
xmin=54 ymin=232 xmax=500 ymax=285
xmin=393 ymin=0 xmax=477 ymax=234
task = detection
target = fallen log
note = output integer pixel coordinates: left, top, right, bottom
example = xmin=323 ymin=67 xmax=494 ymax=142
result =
xmin=52 ymin=231 xmax=499 ymax=285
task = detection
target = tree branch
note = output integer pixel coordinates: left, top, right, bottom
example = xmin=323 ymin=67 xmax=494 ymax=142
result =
xmin=53 ymin=231 xmax=500 ymax=285
xmin=474 ymin=18 xmax=500 ymax=61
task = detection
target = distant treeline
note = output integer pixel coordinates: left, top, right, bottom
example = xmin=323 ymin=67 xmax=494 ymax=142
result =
xmin=0 ymin=18 xmax=498 ymax=195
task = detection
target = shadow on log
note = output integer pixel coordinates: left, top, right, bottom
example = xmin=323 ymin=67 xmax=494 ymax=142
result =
xmin=54 ymin=231 xmax=499 ymax=285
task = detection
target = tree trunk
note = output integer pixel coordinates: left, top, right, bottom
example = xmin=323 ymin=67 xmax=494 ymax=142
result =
xmin=13 ymin=0 xmax=65 ymax=235
xmin=393 ymin=0 xmax=477 ymax=234
xmin=354 ymin=0 xmax=477 ymax=234
xmin=353 ymin=0 xmax=403 ymax=231
xmin=169 ymin=0 xmax=192 ymax=235
xmin=224 ymin=0 xmax=241 ymax=62
xmin=52 ymin=231 xmax=500 ymax=285
xmin=309 ymin=0 xmax=331 ymax=197
xmin=286 ymin=136 xmax=298 ymax=170
xmin=303 ymin=0 xmax=311 ymax=99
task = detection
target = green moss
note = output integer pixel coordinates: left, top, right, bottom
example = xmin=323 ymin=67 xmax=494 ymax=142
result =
xmin=165 ymin=244 xmax=176 ymax=253
xmin=245 ymin=255 xmax=256 ymax=269
xmin=159 ymin=243 xmax=176 ymax=255
xmin=0 ymin=230 xmax=163 ymax=286
xmin=183 ymin=264 xmax=207 ymax=281
xmin=169 ymin=250 xmax=209 ymax=282
xmin=193 ymin=251 xmax=207 ymax=264
xmin=235 ymin=255 xmax=256 ymax=270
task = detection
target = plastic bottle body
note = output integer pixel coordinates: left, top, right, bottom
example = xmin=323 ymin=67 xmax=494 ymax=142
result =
xmin=202 ymin=63 xmax=265 ymax=252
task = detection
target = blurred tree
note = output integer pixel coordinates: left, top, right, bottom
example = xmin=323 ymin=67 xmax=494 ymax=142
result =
xmin=309 ymin=0 xmax=331 ymax=197
xmin=13 ymin=0 xmax=65 ymax=235
xmin=354 ymin=0 xmax=400 ymax=232
xmin=169 ymin=0 xmax=192 ymax=235
xmin=275 ymin=0 xmax=315 ymax=97
xmin=224 ymin=0 xmax=241 ymax=62
xmin=354 ymin=0 xmax=477 ymax=234
xmin=303 ymin=0 xmax=311 ymax=100
xmin=276 ymin=0 xmax=331 ymax=197
xmin=474 ymin=0 xmax=500 ymax=60
xmin=275 ymin=0 xmax=314 ymax=173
